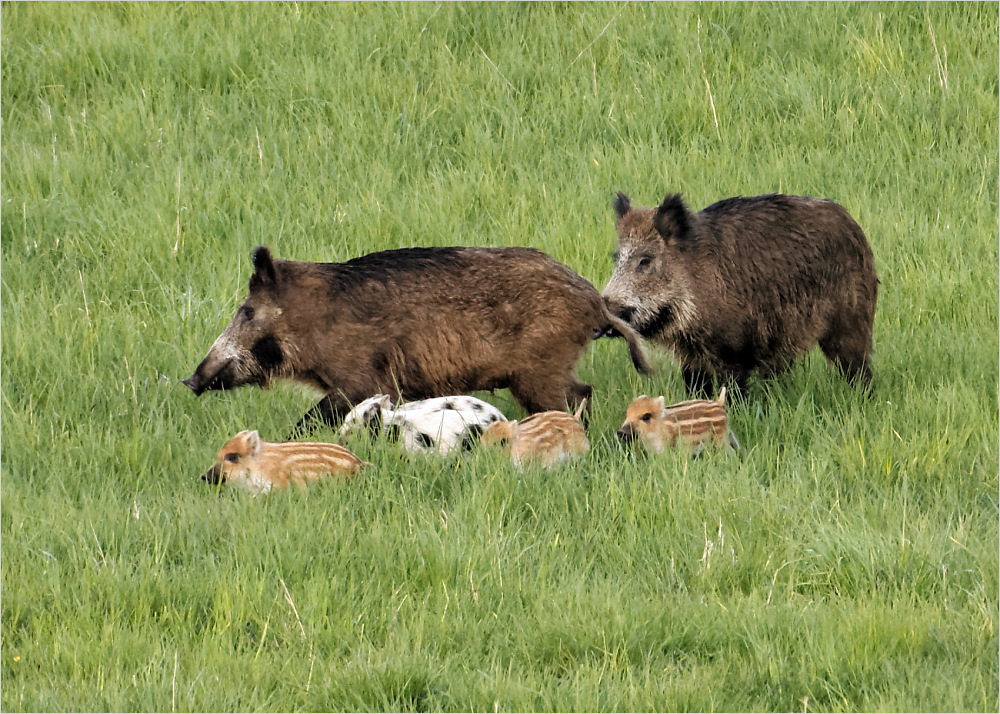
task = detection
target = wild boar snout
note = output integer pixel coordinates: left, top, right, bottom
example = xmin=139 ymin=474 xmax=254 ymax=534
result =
xmin=182 ymin=367 xmax=214 ymax=396
xmin=613 ymin=304 xmax=635 ymax=324
xmin=596 ymin=293 xmax=628 ymax=321
xmin=184 ymin=247 xmax=291 ymax=399
xmin=182 ymin=354 xmax=234 ymax=396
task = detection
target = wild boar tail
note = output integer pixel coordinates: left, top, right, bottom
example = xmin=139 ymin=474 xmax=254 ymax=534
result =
xmin=604 ymin=312 xmax=654 ymax=377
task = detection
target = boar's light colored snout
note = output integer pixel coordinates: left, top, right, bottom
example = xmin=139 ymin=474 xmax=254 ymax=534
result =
xmin=601 ymin=293 xmax=628 ymax=318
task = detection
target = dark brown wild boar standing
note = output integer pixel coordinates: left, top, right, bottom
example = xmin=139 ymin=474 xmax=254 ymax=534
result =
xmin=602 ymin=192 xmax=878 ymax=395
xmin=183 ymin=245 xmax=652 ymax=433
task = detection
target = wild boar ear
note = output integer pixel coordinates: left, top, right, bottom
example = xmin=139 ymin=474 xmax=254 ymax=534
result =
xmin=613 ymin=192 xmax=631 ymax=223
xmin=653 ymin=193 xmax=694 ymax=244
xmin=250 ymin=246 xmax=278 ymax=290
xmin=245 ymin=430 xmax=261 ymax=455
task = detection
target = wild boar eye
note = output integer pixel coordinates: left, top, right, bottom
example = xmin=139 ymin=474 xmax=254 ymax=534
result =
xmin=636 ymin=256 xmax=653 ymax=270
xmin=225 ymin=452 xmax=240 ymax=463
xmin=611 ymin=251 xmax=620 ymax=262
xmin=641 ymin=413 xmax=653 ymax=422
xmin=242 ymin=306 xmax=256 ymax=321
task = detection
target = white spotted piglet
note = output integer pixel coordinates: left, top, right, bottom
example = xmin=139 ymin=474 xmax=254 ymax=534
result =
xmin=339 ymin=394 xmax=507 ymax=455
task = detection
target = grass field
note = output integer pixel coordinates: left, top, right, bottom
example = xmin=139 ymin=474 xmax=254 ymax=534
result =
xmin=2 ymin=2 xmax=997 ymax=711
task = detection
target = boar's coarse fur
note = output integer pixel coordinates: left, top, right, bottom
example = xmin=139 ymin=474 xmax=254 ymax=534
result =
xmin=184 ymin=245 xmax=652 ymax=433
xmin=602 ymin=192 xmax=878 ymax=394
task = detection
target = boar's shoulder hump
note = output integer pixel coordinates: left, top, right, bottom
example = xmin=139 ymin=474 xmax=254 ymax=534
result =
xmin=322 ymin=247 xmax=469 ymax=288
xmin=700 ymin=193 xmax=802 ymax=218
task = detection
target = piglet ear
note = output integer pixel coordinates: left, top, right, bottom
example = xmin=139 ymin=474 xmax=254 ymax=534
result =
xmin=655 ymin=396 xmax=666 ymax=416
xmin=613 ymin=192 xmax=631 ymax=223
xmin=250 ymin=246 xmax=278 ymax=290
xmin=653 ymin=193 xmax=694 ymax=244
xmin=244 ymin=430 xmax=261 ymax=455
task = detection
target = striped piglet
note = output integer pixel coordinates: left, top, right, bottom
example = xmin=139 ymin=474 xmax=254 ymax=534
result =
xmin=617 ymin=388 xmax=739 ymax=456
xmin=481 ymin=401 xmax=589 ymax=468
xmin=201 ymin=430 xmax=366 ymax=496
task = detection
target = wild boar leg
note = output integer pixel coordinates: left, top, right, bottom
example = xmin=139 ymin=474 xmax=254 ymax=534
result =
xmin=720 ymin=368 xmax=750 ymax=397
xmin=818 ymin=315 xmax=874 ymax=390
xmin=509 ymin=373 xmax=589 ymax=415
xmin=682 ymin=367 xmax=713 ymax=398
xmin=566 ymin=380 xmax=594 ymax=421
xmin=290 ymin=394 xmax=348 ymax=436
xmin=821 ymin=342 xmax=873 ymax=390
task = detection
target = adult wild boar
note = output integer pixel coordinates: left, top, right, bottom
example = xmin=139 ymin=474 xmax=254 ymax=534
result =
xmin=183 ymin=245 xmax=652 ymax=433
xmin=603 ymin=192 xmax=878 ymax=395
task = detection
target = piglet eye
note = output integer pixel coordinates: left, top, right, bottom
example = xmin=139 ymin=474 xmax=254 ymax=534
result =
xmin=641 ymin=413 xmax=653 ymax=422
xmin=225 ymin=452 xmax=240 ymax=463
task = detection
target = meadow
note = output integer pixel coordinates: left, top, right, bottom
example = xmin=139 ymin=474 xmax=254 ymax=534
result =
xmin=1 ymin=2 xmax=997 ymax=711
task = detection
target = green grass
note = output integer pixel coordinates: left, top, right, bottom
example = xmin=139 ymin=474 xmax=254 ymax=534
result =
xmin=2 ymin=2 xmax=997 ymax=711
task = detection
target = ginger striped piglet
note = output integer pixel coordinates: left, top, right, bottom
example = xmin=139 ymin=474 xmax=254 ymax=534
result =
xmin=481 ymin=401 xmax=589 ymax=468
xmin=617 ymin=388 xmax=739 ymax=457
xmin=201 ymin=430 xmax=366 ymax=496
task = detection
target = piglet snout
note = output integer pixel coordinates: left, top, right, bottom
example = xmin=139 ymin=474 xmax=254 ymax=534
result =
xmin=617 ymin=424 xmax=637 ymax=442
xmin=201 ymin=464 xmax=225 ymax=485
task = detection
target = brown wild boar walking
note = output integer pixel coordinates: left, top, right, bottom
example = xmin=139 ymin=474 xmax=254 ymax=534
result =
xmin=184 ymin=246 xmax=652 ymax=434
xmin=618 ymin=388 xmax=739 ymax=456
xmin=481 ymin=401 xmax=589 ymax=468
xmin=603 ymin=192 xmax=878 ymax=395
xmin=201 ymin=430 xmax=366 ymax=495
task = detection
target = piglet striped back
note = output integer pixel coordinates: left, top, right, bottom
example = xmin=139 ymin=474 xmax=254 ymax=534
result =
xmin=618 ymin=388 xmax=739 ymax=455
xmin=660 ymin=392 xmax=731 ymax=446
xmin=483 ymin=402 xmax=589 ymax=468
xmin=262 ymin=441 xmax=366 ymax=486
